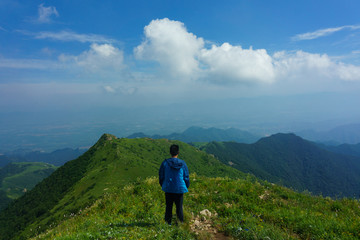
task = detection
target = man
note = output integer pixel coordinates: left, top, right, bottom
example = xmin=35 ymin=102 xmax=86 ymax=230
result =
xmin=159 ymin=144 xmax=190 ymax=224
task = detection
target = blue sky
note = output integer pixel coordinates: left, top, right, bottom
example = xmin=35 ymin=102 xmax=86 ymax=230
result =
xmin=1 ymin=0 xmax=360 ymax=105
xmin=1 ymin=0 xmax=360 ymax=150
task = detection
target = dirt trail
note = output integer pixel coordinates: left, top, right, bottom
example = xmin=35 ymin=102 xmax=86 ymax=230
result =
xmin=190 ymin=209 xmax=231 ymax=240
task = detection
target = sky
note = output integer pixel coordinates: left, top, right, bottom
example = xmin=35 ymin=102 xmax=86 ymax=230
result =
xmin=1 ymin=0 xmax=360 ymax=150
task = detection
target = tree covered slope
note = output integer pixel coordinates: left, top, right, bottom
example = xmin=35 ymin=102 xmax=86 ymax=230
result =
xmin=0 ymin=162 xmax=57 ymax=210
xmin=202 ymin=133 xmax=360 ymax=198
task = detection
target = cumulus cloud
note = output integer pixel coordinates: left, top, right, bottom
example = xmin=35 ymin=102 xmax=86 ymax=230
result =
xmin=134 ymin=18 xmax=204 ymax=78
xmin=135 ymin=18 xmax=275 ymax=84
xmin=335 ymin=63 xmax=360 ymax=81
xmin=59 ymin=43 xmax=124 ymax=73
xmin=273 ymin=51 xmax=360 ymax=81
xmin=135 ymin=18 xmax=360 ymax=86
xmin=200 ymin=43 xmax=275 ymax=83
xmin=274 ymin=51 xmax=333 ymax=79
xmin=292 ymin=25 xmax=360 ymax=41
xmin=37 ymin=4 xmax=59 ymax=23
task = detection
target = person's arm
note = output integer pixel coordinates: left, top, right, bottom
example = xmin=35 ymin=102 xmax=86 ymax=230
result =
xmin=159 ymin=160 xmax=166 ymax=187
xmin=183 ymin=162 xmax=190 ymax=188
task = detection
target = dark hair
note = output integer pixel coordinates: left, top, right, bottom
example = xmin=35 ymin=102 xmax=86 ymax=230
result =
xmin=170 ymin=144 xmax=179 ymax=157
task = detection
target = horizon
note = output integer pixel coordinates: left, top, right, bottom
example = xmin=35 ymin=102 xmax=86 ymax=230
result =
xmin=1 ymin=1 xmax=360 ymax=151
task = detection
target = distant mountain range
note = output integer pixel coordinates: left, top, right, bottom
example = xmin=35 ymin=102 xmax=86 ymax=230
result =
xmin=297 ymin=123 xmax=360 ymax=145
xmin=0 ymin=148 xmax=86 ymax=167
xmin=129 ymin=124 xmax=360 ymax=146
xmin=317 ymin=142 xmax=360 ymax=158
xmin=201 ymin=133 xmax=360 ymax=198
xmin=128 ymin=126 xmax=260 ymax=143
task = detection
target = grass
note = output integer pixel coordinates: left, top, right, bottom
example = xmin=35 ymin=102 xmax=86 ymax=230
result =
xmin=5 ymin=136 xmax=243 ymax=240
xmin=32 ymin=174 xmax=360 ymax=240
xmin=1 ymin=162 xmax=57 ymax=199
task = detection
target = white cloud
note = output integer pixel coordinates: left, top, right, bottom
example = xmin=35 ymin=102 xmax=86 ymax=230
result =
xmin=292 ymin=25 xmax=360 ymax=41
xmin=32 ymin=30 xmax=116 ymax=43
xmin=273 ymin=51 xmax=360 ymax=82
xmin=274 ymin=51 xmax=332 ymax=78
xmin=335 ymin=63 xmax=360 ymax=81
xmin=0 ymin=44 xmax=124 ymax=74
xmin=134 ymin=18 xmax=204 ymax=79
xmin=0 ymin=57 xmax=59 ymax=69
xmin=200 ymin=43 xmax=275 ymax=83
xmin=59 ymin=43 xmax=125 ymax=74
xmin=135 ymin=18 xmax=275 ymax=84
xmin=135 ymin=18 xmax=360 ymax=86
xmin=103 ymin=85 xmax=116 ymax=93
xmin=3 ymin=18 xmax=360 ymax=98
xmin=0 ymin=44 xmax=126 ymax=83
xmin=37 ymin=4 xmax=59 ymax=23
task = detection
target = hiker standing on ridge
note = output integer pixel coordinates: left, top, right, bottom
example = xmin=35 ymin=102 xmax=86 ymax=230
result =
xmin=159 ymin=144 xmax=190 ymax=225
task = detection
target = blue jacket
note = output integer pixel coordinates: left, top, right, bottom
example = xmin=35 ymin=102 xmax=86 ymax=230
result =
xmin=159 ymin=158 xmax=190 ymax=194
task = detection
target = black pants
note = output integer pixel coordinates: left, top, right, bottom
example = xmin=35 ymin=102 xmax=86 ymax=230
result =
xmin=165 ymin=192 xmax=184 ymax=224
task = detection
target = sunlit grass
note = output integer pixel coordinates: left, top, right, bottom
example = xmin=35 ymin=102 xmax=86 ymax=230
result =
xmin=33 ymin=174 xmax=360 ymax=240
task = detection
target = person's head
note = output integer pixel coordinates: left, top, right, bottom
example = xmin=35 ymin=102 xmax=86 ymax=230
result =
xmin=170 ymin=144 xmax=179 ymax=157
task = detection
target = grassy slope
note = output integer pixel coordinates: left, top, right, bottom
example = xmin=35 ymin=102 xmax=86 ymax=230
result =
xmin=32 ymin=175 xmax=360 ymax=240
xmin=0 ymin=134 xmax=243 ymax=240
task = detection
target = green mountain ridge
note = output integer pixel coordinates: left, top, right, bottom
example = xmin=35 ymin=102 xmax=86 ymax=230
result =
xmin=0 ymin=134 xmax=243 ymax=240
xmin=202 ymin=133 xmax=360 ymax=198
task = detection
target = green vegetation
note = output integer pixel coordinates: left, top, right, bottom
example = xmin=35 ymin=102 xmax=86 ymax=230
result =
xmin=0 ymin=134 xmax=242 ymax=240
xmin=0 ymin=190 xmax=11 ymax=211
xmin=320 ymin=142 xmax=360 ymax=157
xmin=0 ymin=162 xmax=57 ymax=210
xmin=33 ymin=175 xmax=360 ymax=240
xmin=1 ymin=133 xmax=359 ymax=240
xmin=201 ymin=133 xmax=360 ymax=198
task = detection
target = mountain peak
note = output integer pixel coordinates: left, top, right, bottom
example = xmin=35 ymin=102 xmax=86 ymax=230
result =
xmin=92 ymin=133 xmax=118 ymax=149
xmin=98 ymin=133 xmax=118 ymax=143
xmin=100 ymin=133 xmax=117 ymax=141
xmin=257 ymin=133 xmax=303 ymax=144
xmin=270 ymin=132 xmax=298 ymax=139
